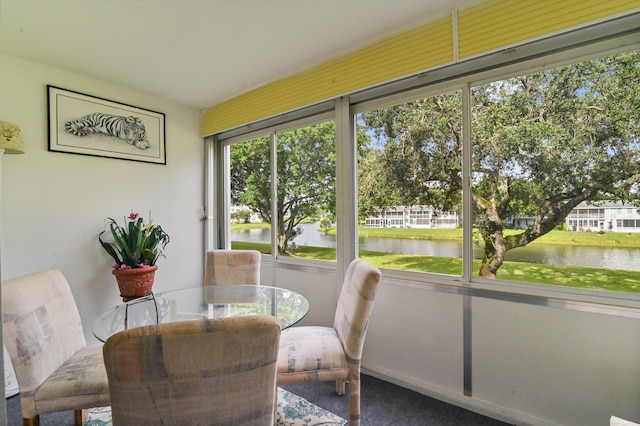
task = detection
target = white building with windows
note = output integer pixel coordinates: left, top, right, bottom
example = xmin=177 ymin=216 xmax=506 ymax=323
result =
xmin=230 ymin=204 xmax=262 ymax=224
xmin=365 ymin=201 xmax=640 ymax=233
xmin=566 ymin=200 xmax=640 ymax=232
xmin=365 ymin=205 xmax=459 ymax=228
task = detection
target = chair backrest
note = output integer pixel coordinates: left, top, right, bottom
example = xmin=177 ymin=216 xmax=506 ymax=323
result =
xmin=2 ymin=268 xmax=87 ymax=395
xmin=103 ymin=315 xmax=281 ymax=426
xmin=333 ymin=259 xmax=382 ymax=362
xmin=204 ymin=249 xmax=261 ymax=285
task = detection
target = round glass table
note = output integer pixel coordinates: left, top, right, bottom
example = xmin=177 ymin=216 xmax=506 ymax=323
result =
xmin=92 ymin=284 xmax=309 ymax=342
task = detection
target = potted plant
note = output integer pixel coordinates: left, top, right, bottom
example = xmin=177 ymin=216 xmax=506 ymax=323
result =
xmin=99 ymin=211 xmax=170 ymax=301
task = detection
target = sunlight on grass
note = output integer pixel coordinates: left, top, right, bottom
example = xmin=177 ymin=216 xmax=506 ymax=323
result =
xmin=231 ymin=240 xmax=640 ymax=294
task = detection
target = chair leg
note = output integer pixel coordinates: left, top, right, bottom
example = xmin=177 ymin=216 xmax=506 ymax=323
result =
xmin=74 ymin=409 xmax=85 ymax=426
xmin=274 ymin=388 xmax=279 ymax=426
xmin=348 ymin=376 xmax=361 ymax=426
xmin=336 ymin=379 xmax=346 ymax=396
xmin=23 ymin=416 xmax=39 ymax=426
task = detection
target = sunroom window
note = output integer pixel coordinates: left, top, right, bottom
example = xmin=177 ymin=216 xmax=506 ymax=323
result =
xmin=356 ymin=90 xmax=464 ymax=276
xmin=228 ymin=120 xmax=337 ymax=262
xmin=469 ymin=50 xmax=640 ymax=294
xmin=216 ymin=27 xmax=640 ymax=299
xmin=354 ymin=50 xmax=640 ymax=294
xmin=229 ymin=136 xmax=273 ymax=254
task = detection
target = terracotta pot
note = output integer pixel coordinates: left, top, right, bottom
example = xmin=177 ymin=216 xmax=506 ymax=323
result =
xmin=112 ymin=265 xmax=158 ymax=302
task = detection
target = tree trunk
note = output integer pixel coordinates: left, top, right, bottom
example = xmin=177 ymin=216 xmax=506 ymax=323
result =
xmin=277 ymin=233 xmax=288 ymax=255
xmin=478 ymin=221 xmax=507 ymax=278
xmin=479 ymin=241 xmax=506 ymax=278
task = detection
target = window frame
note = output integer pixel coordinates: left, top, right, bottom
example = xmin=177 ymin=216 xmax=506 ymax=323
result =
xmin=209 ymin=19 xmax=640 ymax=310
xmin=220 ymin=111 xmax=336 ymax=263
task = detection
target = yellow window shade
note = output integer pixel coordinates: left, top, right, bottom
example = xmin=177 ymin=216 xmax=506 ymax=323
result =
xmin=202 ymin=16 xmax=453 ymax=136
xmin=202 ymin=0 xmax=640 ymax=137
xmin=458 ymin=0 xmax=640 ymax=59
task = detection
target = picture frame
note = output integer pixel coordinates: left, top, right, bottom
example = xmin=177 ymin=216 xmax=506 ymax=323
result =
xmin=47 ymin=85 xmax=166 ymax=165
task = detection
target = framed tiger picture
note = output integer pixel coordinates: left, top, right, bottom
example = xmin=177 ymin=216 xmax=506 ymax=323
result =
xmin=47 ymin=85 xmax=166 ymax=165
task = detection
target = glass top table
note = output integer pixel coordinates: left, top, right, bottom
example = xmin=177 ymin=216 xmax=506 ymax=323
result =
xmin=92 ymin=284 xmax=309 ymax=342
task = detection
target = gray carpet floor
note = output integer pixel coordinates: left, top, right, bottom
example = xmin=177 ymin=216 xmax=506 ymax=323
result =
xmin=283 ymin=374 xmax=511 ymax=426
xmin=6 ymin=374 xmax=512 ymax=425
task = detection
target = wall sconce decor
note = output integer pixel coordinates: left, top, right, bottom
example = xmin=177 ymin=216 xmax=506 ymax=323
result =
xmin=0 ymin=121 xmax=25 ymax=154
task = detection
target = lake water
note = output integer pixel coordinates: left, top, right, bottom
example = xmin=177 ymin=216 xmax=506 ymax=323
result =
xmin=231 ymin=222 xmax=640 ymax=271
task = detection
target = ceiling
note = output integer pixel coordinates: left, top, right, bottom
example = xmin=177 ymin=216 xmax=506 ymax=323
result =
xmin=1 ymin=0 xmax=477 ymax=111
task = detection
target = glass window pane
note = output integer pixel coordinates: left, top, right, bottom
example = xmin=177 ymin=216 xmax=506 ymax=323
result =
xmin=275 ymin=121 xmax=337 ymax=262
xmin=229 ymin=137 xmax=273 ymax=254
xmin=471 ymin=50 xmax=640 ymax=294
xmin=356 ymin=90 xmax=463 ymax=275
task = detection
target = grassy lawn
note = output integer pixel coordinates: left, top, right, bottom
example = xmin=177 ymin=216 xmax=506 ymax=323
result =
xmin=359 ymin=226 xmax=640 ymax=248
xmin=231 ymin=239 xmax=640 ymax=294
xmin=231 ymin=223 xmax=271 ymax=231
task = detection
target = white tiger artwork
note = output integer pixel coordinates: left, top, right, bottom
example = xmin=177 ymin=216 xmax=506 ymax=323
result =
xmin=65 ymin=112 xmax=150 ymax=150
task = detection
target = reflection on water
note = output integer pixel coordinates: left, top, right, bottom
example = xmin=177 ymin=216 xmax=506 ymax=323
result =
xmin=233 ymin=222 xmax=337 ymax=248
xmin=360 ymin=237 xmax=460 ymax=257
xmin=231 ymin=222 xmax=640 ymax=270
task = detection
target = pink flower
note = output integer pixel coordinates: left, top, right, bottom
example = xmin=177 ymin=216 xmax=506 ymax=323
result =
xmin=113 ymin=264 xmax=132 ymax=270
xmin=100 ymin=211 xmax=169 ymax=270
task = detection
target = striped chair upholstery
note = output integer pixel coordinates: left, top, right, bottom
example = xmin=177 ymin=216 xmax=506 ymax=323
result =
xmin=103 ymin=315 xmax=281 ymax=425
xmin=204 ymin=249 xmax=261 ymax=286
xmin=277 ymin=259 xmax=381 ymax=426
xmin=2 ymin=268 xmax=110 ymax=426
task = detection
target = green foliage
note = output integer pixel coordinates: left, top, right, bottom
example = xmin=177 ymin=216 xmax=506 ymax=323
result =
xmin=359 ymin=92 xmax=463 ymax=213
xmin=319 ymin=218 xmax=332 ymax=233
xmin=358 ymin=50 xmax=640 ymax=278
xmin=99 ymin=212 xmax=170 ymax=269
xmin=230 ymin=122 xmax=336 ymax=254
xmin=230 ymin=137 xmax=271 ymax=223
xmin=358 ymin=143 xmax=404 ymax=220
xmin=231 ymin=209 xmax=252 ymax=224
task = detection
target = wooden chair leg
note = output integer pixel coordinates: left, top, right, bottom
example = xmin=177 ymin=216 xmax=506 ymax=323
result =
xmin=23 ymin=415 xmax=39 ymax=426
xmin=336 ymin=379 xmax=346 ymax=395
xmin=74 ymin=409 xmax=85 ymax=426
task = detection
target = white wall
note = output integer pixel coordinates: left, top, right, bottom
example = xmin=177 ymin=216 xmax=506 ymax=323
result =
xmin=263 ymin=261 xmax=340 ymax=327
xmin=0 ymin=52 xmax=204 ymax=344
xmin=472 ymin=298 xmax=640 ymax=425
xmin=363 ymin=279 xmax=640 ymax=426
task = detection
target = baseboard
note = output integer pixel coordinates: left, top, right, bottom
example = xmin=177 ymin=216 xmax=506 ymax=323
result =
xmin=362 ymin=365 xmax=560 ymax=426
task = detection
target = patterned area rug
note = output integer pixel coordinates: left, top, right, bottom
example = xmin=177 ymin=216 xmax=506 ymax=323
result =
xmin=85 ymin=387 xmax=346 ymax=426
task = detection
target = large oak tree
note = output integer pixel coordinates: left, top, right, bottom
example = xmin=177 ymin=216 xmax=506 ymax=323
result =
xmin=360 ymin=51 xmax=640 ymax=277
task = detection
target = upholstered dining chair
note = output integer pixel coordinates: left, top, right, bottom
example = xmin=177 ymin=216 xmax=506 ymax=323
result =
xmin=276 ymin=258 xmax=381 ymax=426
xmin=103 ymin=315 xmax=281 ymax=425
xmin=2 ymin=268 xmax=110 ymax=426
xmin=204 ymin=249 xmax=262 ymax=286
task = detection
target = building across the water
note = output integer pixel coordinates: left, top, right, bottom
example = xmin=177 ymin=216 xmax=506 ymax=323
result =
xmin=230 ymin=204 xmax=262 ymax=224
xmin=566 ymin=200 xmax=640 ymax=232
xmin=364 ymin=201 xmax=640 ymax=232
xmin=364 ymin=206 xmax=459 ymax=229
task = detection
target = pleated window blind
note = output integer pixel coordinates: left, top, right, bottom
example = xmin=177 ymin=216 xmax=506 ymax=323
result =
xmin=201 ymin=0 xmax=640 ymax=136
